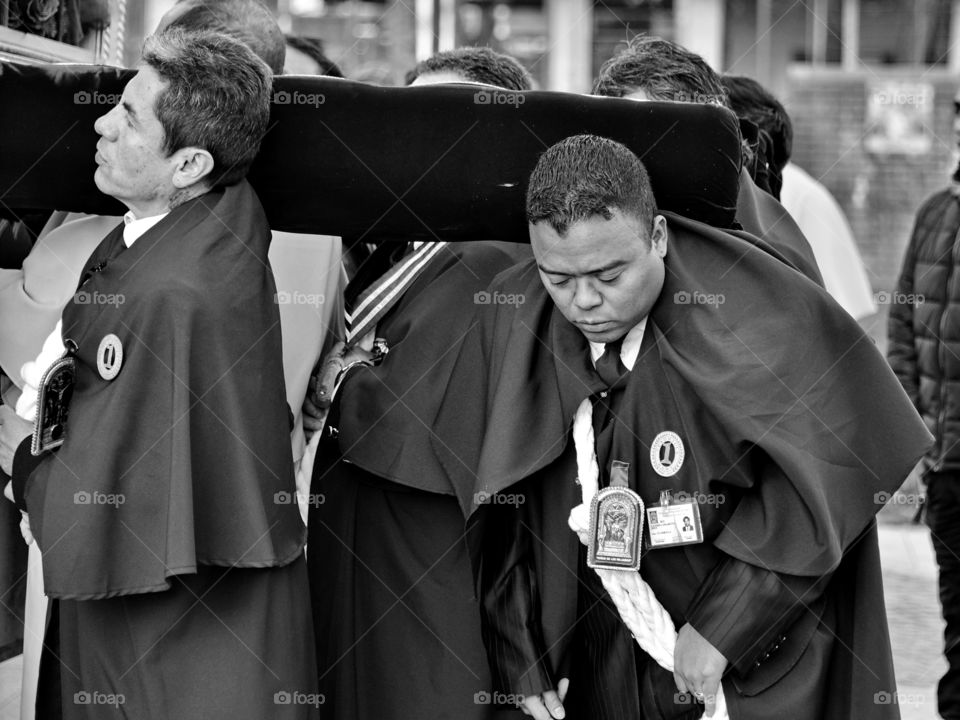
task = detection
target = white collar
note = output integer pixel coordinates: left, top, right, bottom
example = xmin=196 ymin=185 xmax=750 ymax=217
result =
xmin=588 ymin=317 xmax=648 ymax=371
xmin=122 ymin=210 xmax=169 ymax=247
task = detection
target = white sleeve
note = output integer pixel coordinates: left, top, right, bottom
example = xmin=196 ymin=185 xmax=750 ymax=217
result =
xmin=15 ymin=320 xmax=66 ymax=422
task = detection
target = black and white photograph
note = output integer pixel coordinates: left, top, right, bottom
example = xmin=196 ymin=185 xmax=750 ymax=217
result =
xmin=0 ymin=1 xmax=955 ymax=718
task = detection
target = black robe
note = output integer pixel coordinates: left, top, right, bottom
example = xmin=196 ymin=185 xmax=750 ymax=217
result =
xmin=431 ymin=212 xmax=932 ymax=719
xmin=308 ymin=241 xmax=528 ymax=720
xmin=21 ymin=182 xmax=317 ymax=719
xmin=733 ymin=168 xmax=823 ymax=286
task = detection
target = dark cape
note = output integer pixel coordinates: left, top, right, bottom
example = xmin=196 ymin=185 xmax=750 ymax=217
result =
xmin=431 ymin=212 xmax=932 ymax=719
xmin=22 ymin=182 xmax=317 ymax=719
xmin=26 ymin=182 xmax=305 ymax=598
xmin=308 ymin=241 xmax=529 ymax=720
xmin=734 ymin=168 xmax=823 ymax=286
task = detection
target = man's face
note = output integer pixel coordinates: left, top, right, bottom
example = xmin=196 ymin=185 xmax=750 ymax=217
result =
xmin=623 ymin=86 xmax=722 ymax=106
xmin=531 ymin=209 xmax=668 ymax=344
xmin=623 ymin=87 xmax=652 ymax=102
xmin=409 ymin=70 xmax=472 ymax=86
xmin=94 ymin=64 xmax=178 ymax=218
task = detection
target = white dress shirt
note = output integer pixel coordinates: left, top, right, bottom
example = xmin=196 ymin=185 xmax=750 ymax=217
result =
xmin=588 ymin=317 xmax=648 ymax=372
xmin=122 ymin=210 xmax=168 ymax=247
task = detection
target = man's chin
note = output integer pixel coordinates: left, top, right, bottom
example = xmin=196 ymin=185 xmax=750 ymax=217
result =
xmin=93 ymin=167 xmax=110 ymax=195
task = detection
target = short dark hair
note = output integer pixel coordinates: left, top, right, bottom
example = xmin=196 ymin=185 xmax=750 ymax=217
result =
xmin=142 ymin=28 xmax=272 ymax=188
xmin=526 ymin=135 xmax=658 ymax=238
xmin=721 ymin=75 xmax=793 ymax=172
xmin=404 ymin=46 xmax=533 ymax=91
xmin=164 ymin=0 xmax=285 ymax=74
xmin=592 ymin=35 xmax=728 ymax=108
xmin=284 ymin=35 xmax=344 ymax=78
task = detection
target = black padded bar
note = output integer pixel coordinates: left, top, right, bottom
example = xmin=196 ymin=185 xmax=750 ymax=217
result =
xmin=0 ymin=63 xmax=742 ymax=239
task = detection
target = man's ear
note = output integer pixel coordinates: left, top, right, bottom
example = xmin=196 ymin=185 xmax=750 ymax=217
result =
xmin=171 ymin=147 xmax=215 ymax=190
xmin=651 ymin=214 xmax=668 ymax=257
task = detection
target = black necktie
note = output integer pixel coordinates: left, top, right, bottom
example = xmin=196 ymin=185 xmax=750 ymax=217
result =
xmin=595 ymin=336 xmax=627 ymax=387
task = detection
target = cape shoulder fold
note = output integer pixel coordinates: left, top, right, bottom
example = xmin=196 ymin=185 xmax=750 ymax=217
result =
xmin=26 ymin=182 xmax=305 ymax=600
xmin=336 ymin=241 xmax=528 ymax=494
xmin=432 ymin=212 xmax=931 ymax=575
xmin=734 ymin=170 xmax=824 ymax=286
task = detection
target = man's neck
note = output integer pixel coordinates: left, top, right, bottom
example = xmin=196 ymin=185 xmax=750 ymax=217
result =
xmin=124 ymin=182 xmax=210 ymax=220
xmin=169 ymin=184 xmax=209 ymax=211
xmin=125 ymin=202 xmax=169 ymax=221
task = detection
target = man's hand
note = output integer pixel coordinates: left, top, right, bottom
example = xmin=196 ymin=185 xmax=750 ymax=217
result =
xmin=0 ymin=405 xmax=33 ymax=476
xmin=673 ymin=623 xmax=727 ymax=717
xmin=520 ymin=678 xmax=568 ymax=720
xmin=301 ymin=391 xmax=327 ymax=433
xmin=302 ymin=341 xmax=377 ymax=433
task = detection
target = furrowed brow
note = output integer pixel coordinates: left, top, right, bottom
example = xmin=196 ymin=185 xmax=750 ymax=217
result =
xmin=538 ymin=260 xmax=625 ymax=277
xmin=590 ymin=261 xmax=626 ymax=275
xmin=536 ymin=262 xmax=571 ymax=277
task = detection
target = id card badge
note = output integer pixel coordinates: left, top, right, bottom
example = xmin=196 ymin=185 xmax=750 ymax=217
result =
xmin=31 ymin=354 xmax=77 ymax=456
xmin=646 ymin=490 xmax=703 ymax=548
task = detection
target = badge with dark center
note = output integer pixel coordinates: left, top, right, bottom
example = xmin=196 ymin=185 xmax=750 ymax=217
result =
xmin=97 ymin=333 xmax=123 ymax=381
xmin=650 ymin=431 xmax=685 ymax=477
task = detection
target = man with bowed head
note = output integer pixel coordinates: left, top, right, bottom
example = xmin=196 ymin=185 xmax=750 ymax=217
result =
xmin=435 ymin=135 xmax=930 ymax=719
xmin=6 ymin=29 xmax=317 ymax=719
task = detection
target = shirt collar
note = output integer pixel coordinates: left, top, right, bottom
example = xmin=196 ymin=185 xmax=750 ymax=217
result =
xmin=122 ymin=210 xmax=169 ymax=247
xmin=588 ymin=317 xmax=648 ymax=371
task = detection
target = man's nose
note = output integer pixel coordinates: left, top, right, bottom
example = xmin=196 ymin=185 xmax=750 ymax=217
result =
xmin=572 ymin=279 xmax=602 ymax=310
xmin=94 ymin=106 xmax=117 ymax=139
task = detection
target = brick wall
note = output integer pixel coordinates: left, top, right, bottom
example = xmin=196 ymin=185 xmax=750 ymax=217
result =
xmin=785 ymin=66 xmax=957 ymax=296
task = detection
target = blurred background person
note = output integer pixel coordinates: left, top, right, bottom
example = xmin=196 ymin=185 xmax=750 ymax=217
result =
xmin=888 ymin=84 xmax=960 ymax=719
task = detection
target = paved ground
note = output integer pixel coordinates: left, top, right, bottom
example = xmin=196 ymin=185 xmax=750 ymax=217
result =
xmin=0 ymin=499 xmax=948 ymax=719
xmin=881 ymin=516 xmax=944 ymax=719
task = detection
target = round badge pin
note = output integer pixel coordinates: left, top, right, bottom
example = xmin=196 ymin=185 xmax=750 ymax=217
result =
xmin=97 ymin=333 xmax=124 ymax=381
xmin=650 ymin=431 xmax=685 ymax=477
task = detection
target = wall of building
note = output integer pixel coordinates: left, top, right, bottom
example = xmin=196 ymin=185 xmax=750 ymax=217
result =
xmin=723 ymin=0 xmax=809 ymax=98
xmin=785 ymin=65 xmax=957 ymax=298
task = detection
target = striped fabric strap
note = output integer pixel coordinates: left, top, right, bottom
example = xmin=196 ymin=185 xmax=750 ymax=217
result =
xmin=344 ymin=241 xmax=448 ymax=345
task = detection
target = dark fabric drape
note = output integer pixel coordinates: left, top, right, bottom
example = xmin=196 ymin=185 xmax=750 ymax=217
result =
xmin=0 ymin=63 xmax=743 ymax=237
